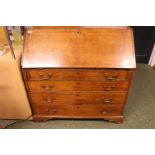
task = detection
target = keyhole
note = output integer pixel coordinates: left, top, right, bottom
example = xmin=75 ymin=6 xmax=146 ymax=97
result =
xmin=76 ymin=31 xmax=80 ymax=35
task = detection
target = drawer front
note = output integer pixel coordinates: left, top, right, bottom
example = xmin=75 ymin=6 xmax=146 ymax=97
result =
xmin=27 ymin=81 xmax=129 ymax=92
xmin=26 ymin=69 xmax=130 ymax=81
xmin=33 ymin=104 xmax=123 ymax=116
xmin=29 ymin=92 xmax=127 ymax=105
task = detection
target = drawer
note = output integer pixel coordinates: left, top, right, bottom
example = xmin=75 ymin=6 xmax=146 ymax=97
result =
xmin=26 ymin=69 xmax=130 ymax=81
xmin=29 ymin=92 xmax=127 ymax=105
xmin=33 ymin=104 xmax=123 ymax=116
xmin=27 ymin=81 xmax=129 ymax=92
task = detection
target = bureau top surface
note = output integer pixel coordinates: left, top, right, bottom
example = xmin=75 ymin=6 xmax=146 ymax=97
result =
xmin=22 ymin=27 xmax=136 ymax=69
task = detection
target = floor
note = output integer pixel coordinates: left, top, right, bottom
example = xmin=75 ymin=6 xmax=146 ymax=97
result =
xmin=1 ymin=64 xmax=155 ymax=129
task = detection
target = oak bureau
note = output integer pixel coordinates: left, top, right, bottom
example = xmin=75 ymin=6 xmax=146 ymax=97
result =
xmin=22 ymin=26 xmax=136 ymax=123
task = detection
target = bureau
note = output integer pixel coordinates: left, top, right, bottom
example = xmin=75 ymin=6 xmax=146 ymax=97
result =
xmin=22 ymin=26 xmax=136 ymax=123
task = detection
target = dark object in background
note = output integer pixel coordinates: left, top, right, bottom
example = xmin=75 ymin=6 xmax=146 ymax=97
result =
xmin=132 ymin=26 xmax=155 ymax=63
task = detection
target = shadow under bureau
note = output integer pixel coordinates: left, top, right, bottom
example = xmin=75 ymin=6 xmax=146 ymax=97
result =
xmin=22 ymin=27 xmax=136 ymax=123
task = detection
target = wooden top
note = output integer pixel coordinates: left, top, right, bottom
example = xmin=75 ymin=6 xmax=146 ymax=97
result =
xmin=22 ymin=27 xmax=136 ymax=69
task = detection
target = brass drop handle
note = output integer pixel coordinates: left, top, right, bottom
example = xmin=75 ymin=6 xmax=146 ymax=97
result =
xmin=39 ymin=74 xmax=53 ymax=80
xmin=101 ymin=98 xmax=112 ymax=104
xmin=106 ymin=77 xmax=117 ymax=80
xmin=42 ymin=97 xmax=55 ymax=103
xmin=45 ymin=108 xmax=57 ymax=114
xmin=49 ymin=109 xmax=57 ymax=114
xmin=104 ymin=72 xmax=118 ymax=80
xmin=104 ymin=100 xmax=112 ymax=103
xmin=47 ymin=98 xmax=55 ymax=103
xmin=103 ymin=85 xmax=116 ymax=91
xmin=74 ymin=102 xmax=82 ymax=109
xmin=104 ymin=87 xmax=112 ymax=91
xmin=41 ymin=85 xmax=54 ymax=90
xmin=100 ymin=110 xmax=108 ymax=114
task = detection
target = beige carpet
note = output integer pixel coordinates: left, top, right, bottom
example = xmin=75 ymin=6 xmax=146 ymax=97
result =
xmin=1 ymin=63 xmax=155 ymax=129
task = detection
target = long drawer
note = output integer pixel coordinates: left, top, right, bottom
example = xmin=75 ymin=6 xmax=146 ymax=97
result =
xmin=27 ymin=81 xmax=129 ymax=92
xmin=25 ymin=69 xmax=130 ymax=81
xmin=33 ymin=104 xmax=124 ymax=116
xmin=29 ymin=92 xmax=127 ymax=105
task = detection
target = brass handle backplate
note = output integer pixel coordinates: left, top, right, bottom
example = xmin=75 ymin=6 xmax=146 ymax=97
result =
xmin=41 ymin=85 xmax=54 ymax=90
xmin=39 ymin=74 xmax=53 ymax=80
xmin=106 ymin=77 xmax=117 ymax=80
xmin=100 ymin=110 xmax=108 ymax=114
xmin=101 ymin=98 xmax=112 ymax=104
xmin=42 ymin=96 xmax=55 ymax=103
xmin=45 ymin=108 xmax=57 ymax=114
xmin=104 ymin=72 xmax=118 ymax=80
xmin=103 ymin=85 xmax=116 ymax=91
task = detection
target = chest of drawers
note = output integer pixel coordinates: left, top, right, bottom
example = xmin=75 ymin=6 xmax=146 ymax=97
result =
xmin=22 ymin=27 xmax=136 ymax=123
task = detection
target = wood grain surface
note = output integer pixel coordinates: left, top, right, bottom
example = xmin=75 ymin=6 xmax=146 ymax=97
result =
xmin=22 ymin=27 xmax=136 ymax=68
